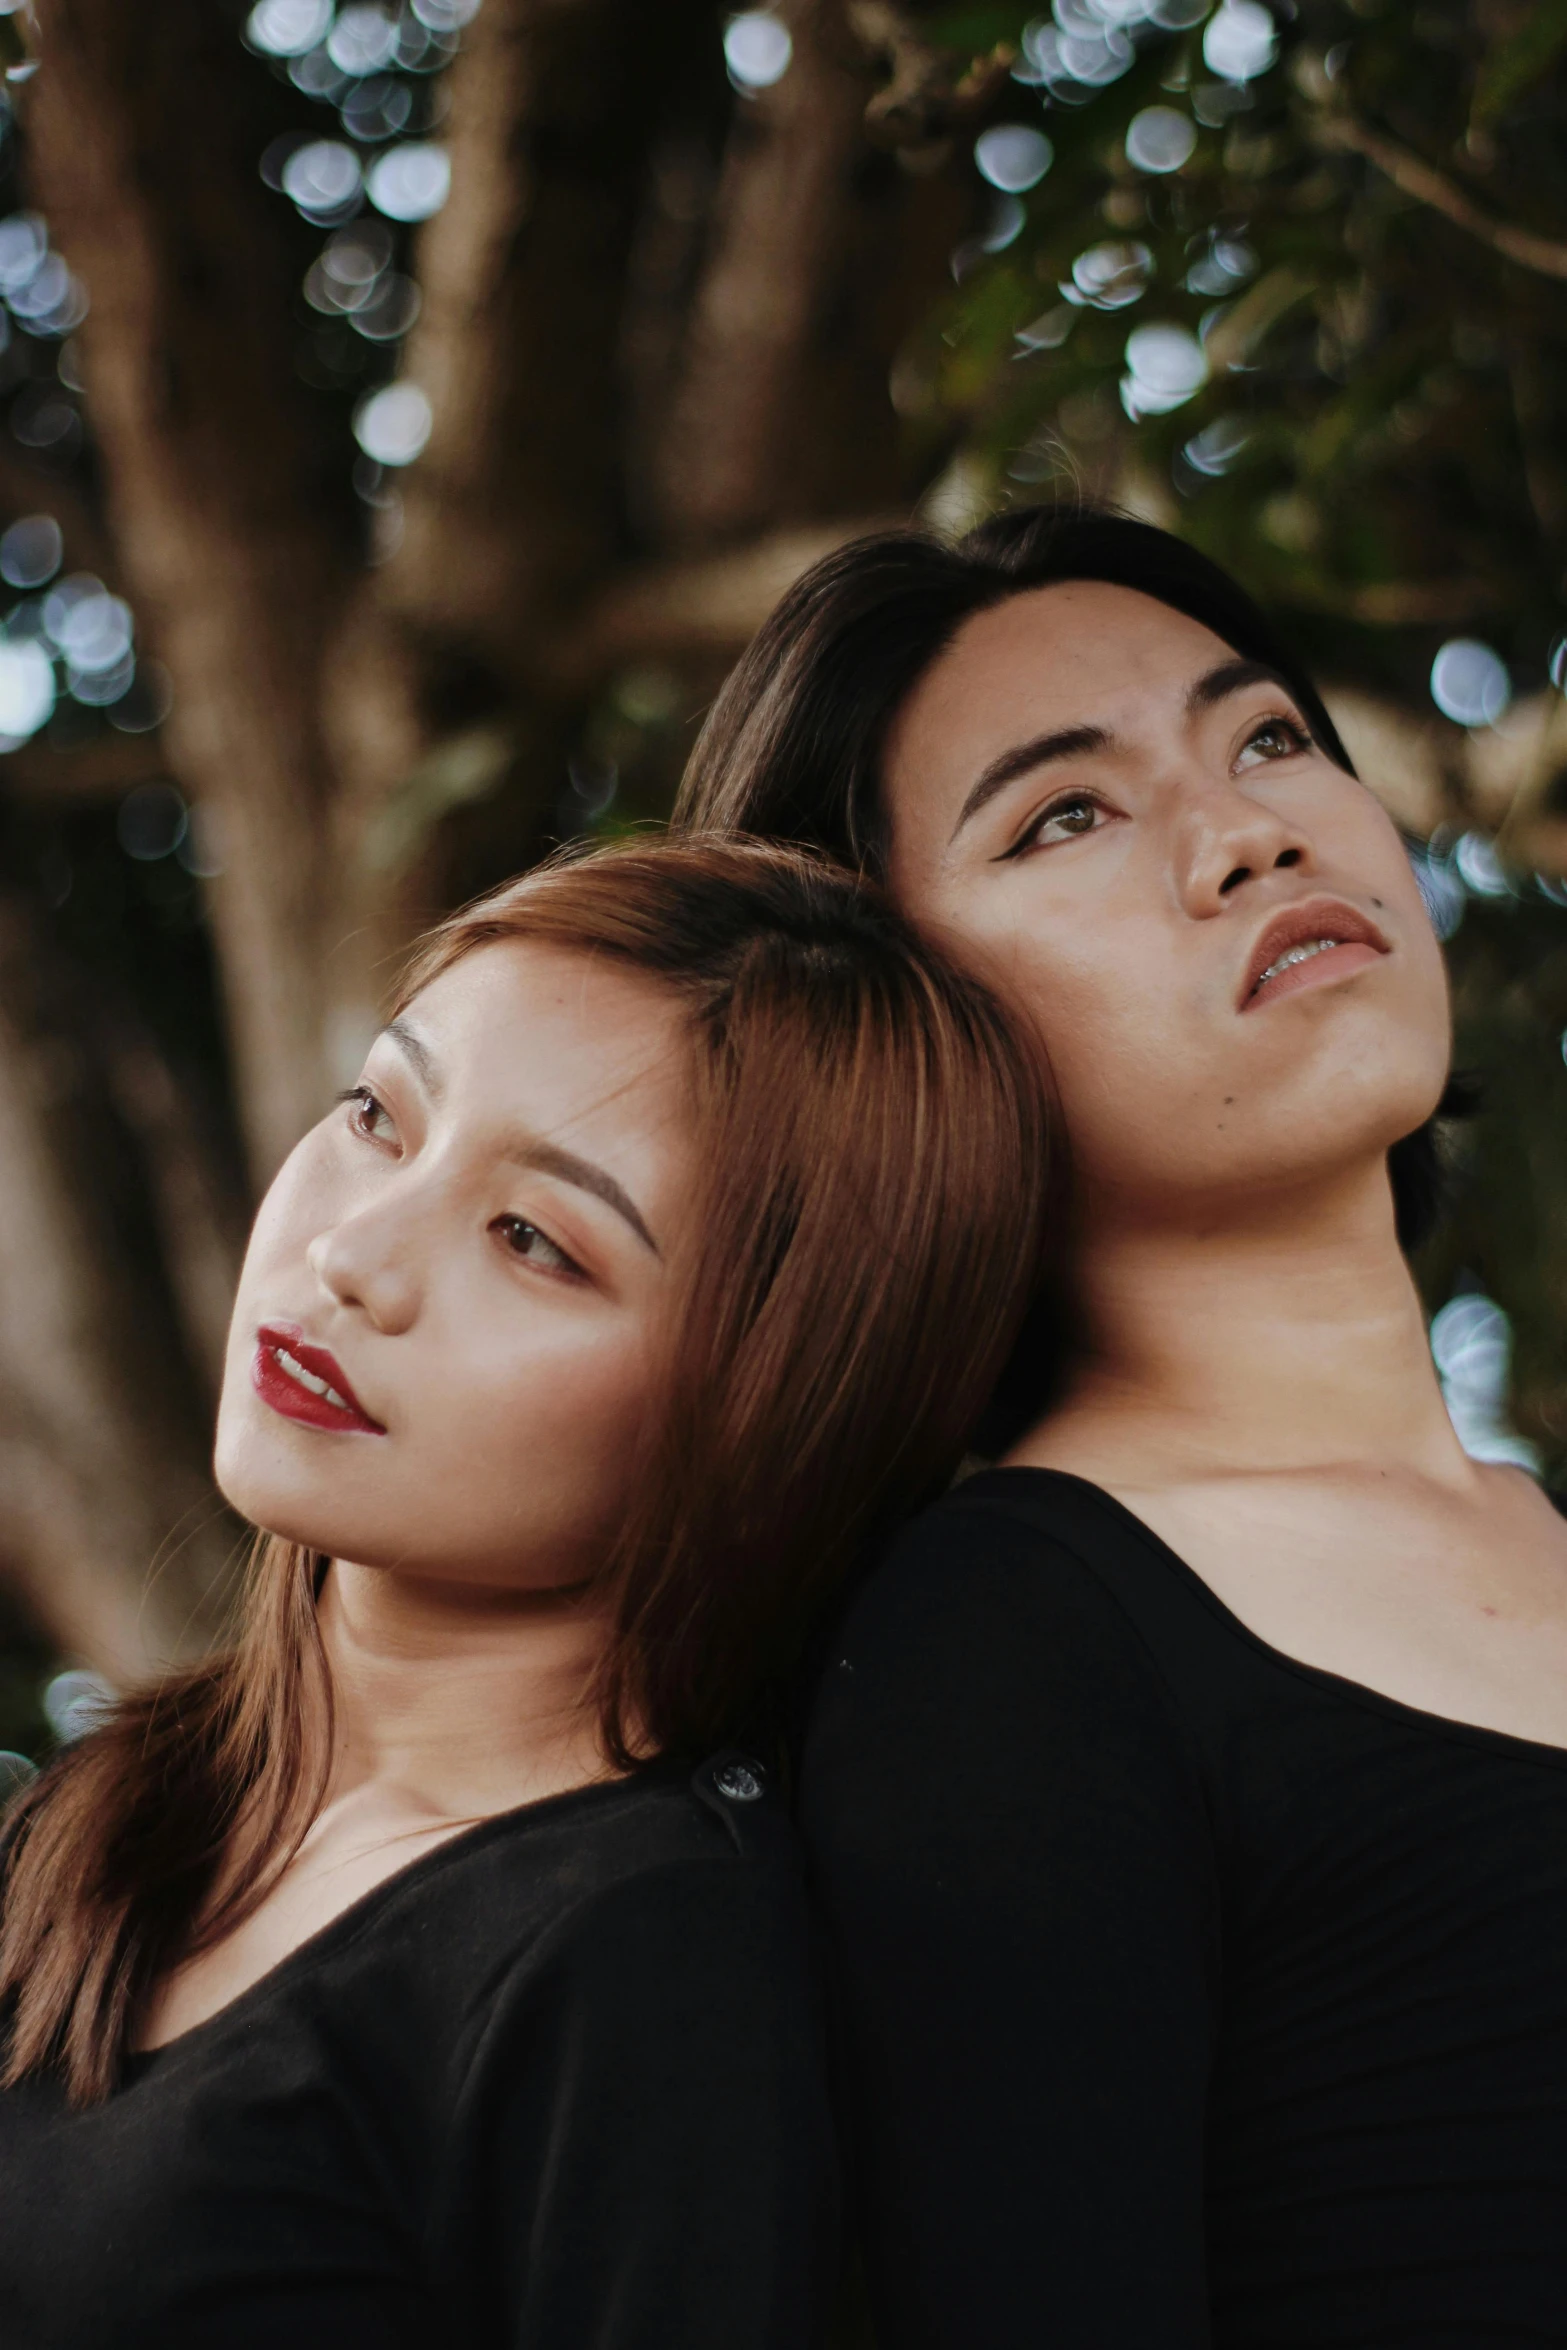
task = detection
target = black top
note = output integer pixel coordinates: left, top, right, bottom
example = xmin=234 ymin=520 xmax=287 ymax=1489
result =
xmin=0 ymin=1757 xmax=837 ymax=2350
xmin=799 ymin=1468 xmax=1567 ymax=2348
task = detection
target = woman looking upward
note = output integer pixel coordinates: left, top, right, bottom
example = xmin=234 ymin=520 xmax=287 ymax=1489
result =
xmin=0 ymin=837 xmax=1046 ymax=2350
xmin=677 ymin=506 xmax=1567 ymax=2346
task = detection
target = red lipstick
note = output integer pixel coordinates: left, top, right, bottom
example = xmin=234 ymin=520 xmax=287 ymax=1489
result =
xmin=1240 ymin=897 xmax=1390 ymax=1012
xmin=252 ymin=1322 xmax=385 ymax=1435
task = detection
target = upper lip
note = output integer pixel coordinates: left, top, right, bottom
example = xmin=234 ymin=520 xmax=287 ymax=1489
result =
xmin=1239 ymin=896 xmax=1390 ymax=1007
xmin=256 ymin=1321 xmax=383 ymax=1426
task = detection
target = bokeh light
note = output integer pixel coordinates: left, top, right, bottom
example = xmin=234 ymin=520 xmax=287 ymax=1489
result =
xmin=1185 ymin=232 xmax=1257 ymax=295
xmin=1068 ymin=239 xmax=1153 ymax=308
xmin=108 ymin=659 xmax=174 ymax=736
xmin=724 ymin=12 xmax=792 ymax=92
xmin=50 ymin=585 xmax=133 ymax=676
xmin=282 ymin=139 xmax=363 ymax=221
xmin=1181 ymin=415 xmax=1250 ymax=476
xmin=1430 ymin=1294 xmax=1540 ymax=1472
xmin=0 ymin=513 xmax=61 ymax=588
xmin=0 ymin=210 xmax=46 ymax=295
xmin=975 ymin=125 xmax=1054 ymax=193
xmin=245 ymin=0 xmax=333 ymax=56
xmin=1453 ymin=830 xmax=1513 ymax=897
xmin=974 ymin=199 xmax=1024 ymax=262
xmin=1430 ymin=638 xmax=1511 ymax=728
xmin=1121 ymin=323 xmax=1207 ymax=417
xmin=177 ymin=802 xmax=226 ymax=879
xmin=342 ymin=77 xmax=414 ymax=140
xmin=366 ymin=141 xmax=450 ymax=220
xmin=1202 ymin=0 xmax=1277 ymax=82
xmin=1125 ymin=106 xmax=1196 ymax=173
xmin=116 ymin=782 xmax=188 ymax=862
xmin=353 ymin=379 xmax=432 ymax=464
xmin=1407 ymin=840 xmax=1466 ymax=939
xmin=0 ymin=638 xmax=54 ymax=739
xmin=41 ymin=1668 xmax=114 ymax=1744
xmin=327 ymin=4 xmax=400 ymax=75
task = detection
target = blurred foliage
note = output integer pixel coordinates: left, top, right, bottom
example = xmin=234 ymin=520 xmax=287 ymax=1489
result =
xmin=910 ymin=0 xmax=1567 ymax=686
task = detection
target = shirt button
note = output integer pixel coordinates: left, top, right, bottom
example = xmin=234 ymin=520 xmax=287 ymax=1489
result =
xmin=713 ymin=1759 xmax=766 ymax=1804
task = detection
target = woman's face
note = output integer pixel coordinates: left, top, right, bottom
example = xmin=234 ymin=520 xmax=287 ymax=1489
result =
xmin=882 ymin=582 xmax=1451 ymax=1221
xmin=215 ymin=940 xmax=693 ymax=1591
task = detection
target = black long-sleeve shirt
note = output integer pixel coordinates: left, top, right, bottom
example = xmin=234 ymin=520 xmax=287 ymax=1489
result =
xmin=800 ymin=1468 xmax=1567 ymax=2347
xmin=0 ymin=1756 xmax=838 ymax=2349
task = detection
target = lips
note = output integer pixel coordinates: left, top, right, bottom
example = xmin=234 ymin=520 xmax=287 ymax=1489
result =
xmin=252 ymin=1322 xmax=386 ymax=1436
xmin=1240 ymin=898 xmax=1390 ymax=1011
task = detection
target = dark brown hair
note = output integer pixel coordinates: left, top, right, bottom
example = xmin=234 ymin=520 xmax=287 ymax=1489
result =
xmin=672 ymin=498 xmax=1460 ymax=1254
xmin=0 ymin=835 xmax=1051 ymax=2104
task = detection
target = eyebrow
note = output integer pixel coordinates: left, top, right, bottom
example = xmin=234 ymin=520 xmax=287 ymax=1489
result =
xmin=949 ymin=722 xmax=1110 ymax=844
xmin=498 ymin=1137 xmax=658 ymax=1255
xmin=1185 ymin=655 xmax=1293 ymax=716
xmin=383 ymin=1020 xmax=658 ymax=1255
xmin=385 ymin=1017 xmax=441 ymax=1095
xmin=947 ymin=657 xmax=1304 ymax=845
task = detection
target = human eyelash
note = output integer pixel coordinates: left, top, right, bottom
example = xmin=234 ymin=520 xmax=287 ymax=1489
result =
xmin=493 ymin=1215 xmax=585 ymax=1282
xmin=337 ymin=1084 xmax=390 ymax=1139
xmin=1246 ymin=711 xmax=1313 ymax=756
xmin=997 ymin=789 xmax=1106 ymax=862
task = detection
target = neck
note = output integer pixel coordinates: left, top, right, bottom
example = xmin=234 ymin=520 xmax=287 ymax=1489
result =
xmin=1040 ymin=1154 xmax=1470 ymax=1483
xmin=314 ymin=1563 xmax=617 ymax=1824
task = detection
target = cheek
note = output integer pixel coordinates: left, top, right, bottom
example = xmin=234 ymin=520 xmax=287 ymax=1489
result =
xmin=369 ymin=1309 xmax=661 ymax=1577
xmin=998 ymin=927 xmax=1193 ymax=1117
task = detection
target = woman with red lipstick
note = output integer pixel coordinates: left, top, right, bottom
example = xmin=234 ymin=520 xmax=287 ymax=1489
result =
xmin=0 ymin=837 xmax=1047 ymax=2350
xmin=677 ymin=504 xmax=1567 ymax=2346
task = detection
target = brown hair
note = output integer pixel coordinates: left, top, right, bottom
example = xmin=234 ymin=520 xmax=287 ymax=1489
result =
xmin=0 ymin=834 xmax=1052 ymax=2103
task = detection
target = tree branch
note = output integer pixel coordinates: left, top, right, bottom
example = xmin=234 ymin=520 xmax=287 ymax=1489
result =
xmin=28 ymin=0 xmax=356 ymax=1180
xmin=1316 ymin=110 xmax=1567 ymax=282
xmin=549 ymin=516 xmax=893 ymax=685
xmin=646 ymin=0 xmax=963 ymax=548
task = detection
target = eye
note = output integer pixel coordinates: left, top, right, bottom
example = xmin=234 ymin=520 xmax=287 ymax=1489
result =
xmin=998 ymin=791 xmax=1112 ymax=861
xmin=1235 ymin=713 xmax=1312 ymax=771
xmin=492 ymin=1216 xmax=582 ymax=1280
xmin=339 ymin=1084 xmax=399 ymax=1148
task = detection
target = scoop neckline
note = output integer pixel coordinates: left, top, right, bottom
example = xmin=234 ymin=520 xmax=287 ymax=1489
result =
xmin=964 ymin=1465 xmax=1567 ymax=1775
xmin=121 ymin=1758 xmax=688 ymax=2084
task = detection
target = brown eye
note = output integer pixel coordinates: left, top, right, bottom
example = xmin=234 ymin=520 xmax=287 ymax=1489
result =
xmin=343 ymin=1085 xmax=397 ymax=1145
xmin=1236 ymin=715 xmax=1310 ymax=770
xmin=1053 ymin=798 xmax=1099 ymax=835
xmin=493 ymin=1216 xmax=580 ymax=1279
xmin=1001 ymin=792 xmax=1111 ymax=860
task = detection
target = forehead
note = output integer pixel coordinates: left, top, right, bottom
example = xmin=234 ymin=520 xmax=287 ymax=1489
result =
xmin=395 ymin=939 xmax=690 ymax=1147
xmin=884 ymin=580 xmax=1239 ymax=789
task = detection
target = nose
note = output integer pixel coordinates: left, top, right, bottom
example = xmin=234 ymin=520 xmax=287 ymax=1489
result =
xmin=307 ymin=1199 xmax=421 ymax=1335
xmin=1172 ymin=775 xmax=1314 ymax=918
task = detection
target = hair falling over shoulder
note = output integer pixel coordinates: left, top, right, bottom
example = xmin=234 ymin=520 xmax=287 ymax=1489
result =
xmin=0 ymin=834 xmax=1057 ymax=2104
